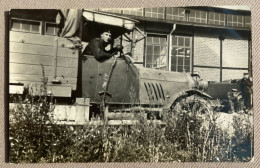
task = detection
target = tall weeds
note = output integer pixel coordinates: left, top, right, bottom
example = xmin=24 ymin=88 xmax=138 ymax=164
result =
xmin=9 ymin=90 xmax=253 ymax=163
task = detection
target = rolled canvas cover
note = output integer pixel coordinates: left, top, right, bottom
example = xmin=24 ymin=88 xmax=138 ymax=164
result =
xmin=57 ymin=9 xmax=83 ymax=38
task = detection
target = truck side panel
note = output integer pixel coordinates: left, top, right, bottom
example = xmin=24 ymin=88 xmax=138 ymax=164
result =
xmin=81 ymin=56 xmax=139 ymax=104
xmin=9 ymin=31 xmax=79 ymax=96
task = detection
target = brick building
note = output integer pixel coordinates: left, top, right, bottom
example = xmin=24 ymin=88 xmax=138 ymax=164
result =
xmin=98 ymin=6 xmax=252 ymax=82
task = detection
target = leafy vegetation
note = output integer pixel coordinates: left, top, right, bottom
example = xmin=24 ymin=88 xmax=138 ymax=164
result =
xmin=9 ymin=91 xmax=253 ymax=163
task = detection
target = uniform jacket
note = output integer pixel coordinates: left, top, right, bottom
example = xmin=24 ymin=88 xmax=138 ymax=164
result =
xmin=84 ymin=38 xmax=116 ymax=61
xmin=240 ymin=78 xmax=253 ymax=94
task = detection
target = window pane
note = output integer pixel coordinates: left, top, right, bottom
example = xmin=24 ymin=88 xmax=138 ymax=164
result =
xmin=31 ymin=22 xmax=40 ymax=32
xmin=171 ymin=65 xmax=176 ymax=71
xmin=153 ymin=54 xmax=160 ymax=65
xmin=184 ymin=65 xmax=190 ymax=72
xmin=166 ymin=7 xmax=172 ymax=14
xmin=185 ymin=48 xmax=190 ymax=56
xmin=185 ymin=57 xmax=190 ymax=66
xmin=201 ymin=12 xmax=206 ymax=18
xmin=190 ymin=11 xmax=195 ymax=17
xmin=146 ymin=45 xmax=153 ymax=55
xmin=233 ymin=16 xmax=237 ymax=22
xmin=209 ymin=12 xmax=214 ymax=20
xmin=196 ymin=18 xmax=201 ymax=23
xmin=146 ymin=13 xmax=152 ymax=17
xmin=227 ymin=15 xmax=232 ymax=22
xmin=152 ymin=8 xmax=157 ymax=13
xmin=178 ymin=66 xmax=183 ymax=72
xmin=11 ymin=20 xmax=21 ymax=30
xmin=153 ymin=37 xmax=159 ymax=44
xmin=147 ymin=36 xmax=153 ymax=44
xmin=154 ymin=46 xmax=160 ymax=55
xmin=185 ymin=38 xmax=190 ymax=47
xmin=46 ymin=26 xmax=55 ymax=35
xmin=178 ymin=37 xmax=184 ymax=46
xmin=171 ymin=55 xmax=176 ymax=64
xmin=178 ymin=48 xmax=185 ymax=56
xmin=158 ymin=14 xmax=164 ymax=19
xmin=172 ymin=47 xmax=178 ymax=56
xmin=245 ymin=16 xmax=251 ymax=23
xmin=158 ymin=7 xmax=164 ymax=13
xmin=146 ymin=55 xmax=153 ymax=64
xmin=209 ymin=20 xmax=215 ymax=25
xmin=161 ymin=46 xmax=167 ymax=55
xmin=220 ymin=14 xmax=225 ymax=21
xmin=21 ymin=23 xmax=30 ymax=31
xmin=172 ymin=36 xmax=177 ymax=45
xmin=238 ymin=16 xmax=242 ymax=22
xmin=215 ymin=13 xmax=219 ymax=20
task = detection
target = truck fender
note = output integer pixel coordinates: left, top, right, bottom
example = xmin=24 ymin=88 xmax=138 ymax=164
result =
xmin=163 ymin=89 xmax=213 ymax=110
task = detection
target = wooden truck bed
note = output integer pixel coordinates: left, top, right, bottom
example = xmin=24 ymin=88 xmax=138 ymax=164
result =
xmin=9 ymin=31 xmax=79 ymax=97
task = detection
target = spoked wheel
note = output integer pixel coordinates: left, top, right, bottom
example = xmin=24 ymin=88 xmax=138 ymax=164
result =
xmin=165 ymin=94 xmax=214 ymax=153
xmin=174 ymin=94 xmax=212 ymax=111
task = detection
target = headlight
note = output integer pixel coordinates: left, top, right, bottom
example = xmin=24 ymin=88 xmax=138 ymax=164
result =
xmin=197 ymin=80 xmax=208 ymax=91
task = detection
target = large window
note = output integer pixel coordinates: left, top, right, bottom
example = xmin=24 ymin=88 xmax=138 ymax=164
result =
xmin=171 ymin=36 xmax=192 ymax=72
xmin=189 ymin=10 xmax=207 ymax=24
xmin=11 ymin=19 xmax=41 ymax=34
xmin=208 ymin=12 xmax=225 ymax=26
xmin=166 ymin=7 xmax=185 ymax=21
xmin=145 ymin=34 xmax=168 ymax=70
xmin=145 ymin=7 xmax=164 ymax=19
xmin=227 ymin=14 xmax=244 ymax=27
xmin=123 ymin=8 xmax=143 ymax=16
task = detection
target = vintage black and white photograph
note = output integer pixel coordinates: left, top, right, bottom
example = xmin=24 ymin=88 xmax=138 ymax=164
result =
xmin=8 ymin=6 xmax=253 ymax=163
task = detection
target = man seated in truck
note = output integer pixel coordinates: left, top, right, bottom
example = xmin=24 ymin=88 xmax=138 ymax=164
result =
xmin=84 ymin=27 xmax=123 ymax=61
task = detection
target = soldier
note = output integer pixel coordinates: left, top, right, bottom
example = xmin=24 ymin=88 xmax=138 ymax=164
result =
xmin=240 ymin=73 xmax=253 ymax=111
xmin=84 ymin=28 xmax=123 ymax=61
xmin=227 ymin=89 xmax=240 ymax=113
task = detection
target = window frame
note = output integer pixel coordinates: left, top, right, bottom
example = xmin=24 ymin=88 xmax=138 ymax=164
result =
xmin=145 ymin=7 xmax=165 ymax=19
xmin=166 ymin=7 xmax=186 ymax=21
xmin=10 ymin=18 xmax=42 ymax=34
xmin=244 ymin=16 xmax=251 ymax=28
xmin=189 ymin=9 xmax=207 ymax=24
xmin=208 ymin=11 xmax=226 ymax=26
xmin=227 ymin=14 xmax=244 ymax=28
xmin=45 ymin=22 xmax=59 ymax=36
xmin=145 ymin=33 xmax=168 ymax=70
xmin=171 ymin=35 xmax=192 ymax=73
xmin=122 ymin=8 xmax=143 ymax=16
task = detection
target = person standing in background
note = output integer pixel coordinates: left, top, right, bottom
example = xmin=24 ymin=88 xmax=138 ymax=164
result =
xmin=240 ymin=73 xmax=253 ymax=111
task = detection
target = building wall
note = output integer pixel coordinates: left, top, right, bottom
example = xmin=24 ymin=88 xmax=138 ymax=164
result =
xmin=194 ymin=32 xmax=220 ymax=67
xmin=222 ymin=69 xmax=248 ymax=81
xmin=222 ymin=38 xmax=248 ymax=68
xmin=193 ymin=29 xmax=249 ymax=81
xmin=132 ymin=25 xmax=250 ymax=82
xmin=194 ymin=67 xmax=220 ymax=81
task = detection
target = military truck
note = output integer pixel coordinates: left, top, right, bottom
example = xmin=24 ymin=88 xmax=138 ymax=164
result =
xmin=9 ymin=9 xmax=218 ymax=125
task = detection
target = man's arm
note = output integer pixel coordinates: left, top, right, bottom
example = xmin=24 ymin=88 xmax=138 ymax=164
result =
xmin=89 ymin=40 xmax=113 ymax=61
xmin=244 ymin=79 xmax=253 ymax=87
